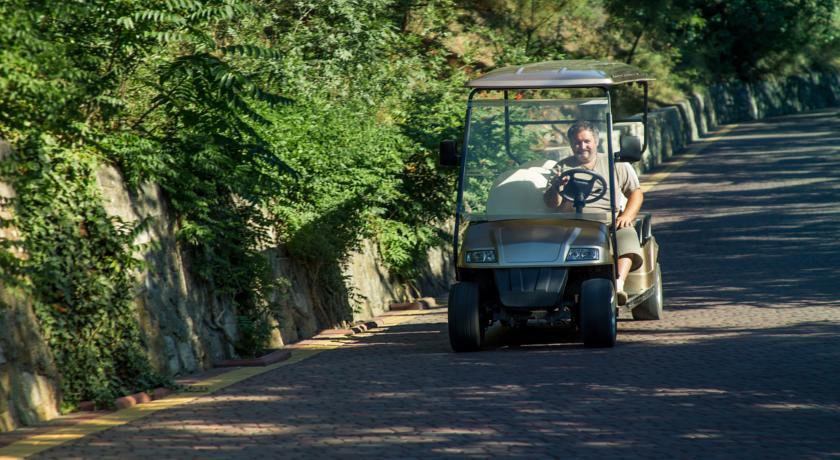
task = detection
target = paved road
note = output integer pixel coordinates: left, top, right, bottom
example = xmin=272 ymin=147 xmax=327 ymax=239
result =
xmin=36 ymin=110 xmax=840 ymax=458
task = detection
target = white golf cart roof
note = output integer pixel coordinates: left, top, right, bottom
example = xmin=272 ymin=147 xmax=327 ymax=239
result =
xmin=466 ymin=60 xmax=654 ymax=89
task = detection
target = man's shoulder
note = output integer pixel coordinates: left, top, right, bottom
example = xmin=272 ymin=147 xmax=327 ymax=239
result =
xmin=617 ymin=160 xmax=639 ymax=177
xmin=594 ymin=154 xmax=636 ymax=173
xmin=615 ymin=160 xmax=641 ymax=191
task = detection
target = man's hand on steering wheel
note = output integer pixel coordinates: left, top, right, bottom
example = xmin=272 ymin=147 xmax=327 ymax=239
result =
xmin=549 ymin=174 xmax=569 ymax=190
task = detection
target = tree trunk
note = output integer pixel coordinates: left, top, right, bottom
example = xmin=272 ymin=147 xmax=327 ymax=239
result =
xmin=626 ymin=30 xmax=644 ymax=65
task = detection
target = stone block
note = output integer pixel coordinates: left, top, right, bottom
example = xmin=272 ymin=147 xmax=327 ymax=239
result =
xmin=417 ymin=297 xmax=438 ymax=309
xmin=15 ymin=372 xmax=59 ymax=425
xmin=177 ymin=340 xmax=198 ymax=372
xmin=114 ymin=395 xmax=137 ymax=410
xmin=388 ymin=301 xmax=419 ymax=311
xmin=163 ymin=335 xmax=180 ymax=375
xmin=0 ymin=409 xmax=15 ymax=432
xmin=131 ymin=392 xmax=151 ymax=404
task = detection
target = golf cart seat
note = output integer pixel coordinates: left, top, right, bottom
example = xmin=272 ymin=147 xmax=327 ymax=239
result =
xmin=485 ymin=160 xmax=555 ymax=215
xmin=635 ymin=213 xmax=652 ymax=245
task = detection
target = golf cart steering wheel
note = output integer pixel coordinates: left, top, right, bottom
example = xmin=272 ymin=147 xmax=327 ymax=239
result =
xmin=556 ymin=169 xmax=608 ymax=212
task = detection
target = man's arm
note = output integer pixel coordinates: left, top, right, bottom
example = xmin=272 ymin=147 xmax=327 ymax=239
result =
xmin=543 ymin=176 xmax=574 ymax=211
xmin=543 ymin=177 xmax=563 ymax=208
xmin=615 ymin=188 xmax=643 ymax=228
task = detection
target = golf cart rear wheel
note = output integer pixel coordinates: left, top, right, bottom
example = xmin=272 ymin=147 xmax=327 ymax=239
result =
xmin=632 ymin=263 xmax=663 ymax=320
xmin=580 ymin=278 xmax=617 ymax=348
xmin=448 ymin=282 xmax=483 ymax=352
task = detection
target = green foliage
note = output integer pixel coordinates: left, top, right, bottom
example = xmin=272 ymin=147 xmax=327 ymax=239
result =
xmin=0 ymin=0 xmax=289 ymax=403
xmin=692 ymin=0 xmax=837 ymax=81
xmin=1 ymin=0 xmax=838 ymax=409
xmin=606 ymin=0 xmax=840 ymax=83
xmin=112 ymin=0 xmax=293 ymax=356
xmin=248 ymin=1 xmax=463 ymax=302
xmin=457 ymin=0 xmax=577 ymax=65
xmin=0 ymin=139 xmax=165 ymax=406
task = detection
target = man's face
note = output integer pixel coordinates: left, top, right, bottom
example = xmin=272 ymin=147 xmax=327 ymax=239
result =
xmin=570 ymin=129 xmax=598 ymax=165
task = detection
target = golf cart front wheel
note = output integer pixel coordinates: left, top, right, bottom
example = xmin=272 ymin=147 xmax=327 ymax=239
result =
xmin=580 ymin=278 xmax=617 ymax=348
xmin=448 ymin=282 xmax=483 ymax=352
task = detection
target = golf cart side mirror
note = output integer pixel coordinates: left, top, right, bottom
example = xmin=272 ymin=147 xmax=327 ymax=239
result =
xmin=439 ymin=139 xmax=460 ymax=167
xmin=617 ymin=135 xmax=642 ymax=163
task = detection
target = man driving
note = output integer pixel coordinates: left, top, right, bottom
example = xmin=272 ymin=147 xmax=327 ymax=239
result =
xmin=543 ymin=121 xmax=644 ymax=305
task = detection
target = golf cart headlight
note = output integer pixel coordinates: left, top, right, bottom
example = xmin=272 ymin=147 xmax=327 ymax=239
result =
xmin=465 ymin=250 xmax=497 ymax=263
xmin=566 ymin=247 xmax=600 ymax=261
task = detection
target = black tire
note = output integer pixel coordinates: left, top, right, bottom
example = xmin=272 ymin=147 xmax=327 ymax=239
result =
xmin=632 ymin=263 xmax=663 ymax=320
xmin=448 ymin=282 xmax=483 ymax=352
xmin=580 ymin=278 xmax=617 ymax=348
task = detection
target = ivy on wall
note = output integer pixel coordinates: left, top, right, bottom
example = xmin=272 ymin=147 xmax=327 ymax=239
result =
xmin=0 ymin=138 xmax=165 ymax=407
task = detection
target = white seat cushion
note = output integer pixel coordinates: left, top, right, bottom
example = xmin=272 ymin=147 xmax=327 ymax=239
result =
xmin=485 ymin=160 xmax=556 ymax=215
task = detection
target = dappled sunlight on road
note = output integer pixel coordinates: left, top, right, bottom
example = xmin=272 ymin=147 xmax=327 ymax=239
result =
xmin=31 ymin=311 xmax=840 ymax=458
xmin=646 ymin=110 xmax=840 ymax=312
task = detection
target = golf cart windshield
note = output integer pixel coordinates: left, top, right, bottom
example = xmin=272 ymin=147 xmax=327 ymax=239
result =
xmin=461 ymin=96 xmax=612 ymax=221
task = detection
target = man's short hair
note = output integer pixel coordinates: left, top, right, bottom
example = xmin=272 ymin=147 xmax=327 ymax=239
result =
xmin=567 ymin=121 xmax=599 ymax=144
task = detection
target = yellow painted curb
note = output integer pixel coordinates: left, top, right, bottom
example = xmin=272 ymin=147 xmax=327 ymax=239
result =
xmin=0 ymin=309 xmax=433 ymax=459
xmin=641 ymin=124 xmax=737 ymax=192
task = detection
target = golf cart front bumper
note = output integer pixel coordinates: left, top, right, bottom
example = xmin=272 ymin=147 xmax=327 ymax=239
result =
xmin=493 ymin=267 xmax=568 ymax=307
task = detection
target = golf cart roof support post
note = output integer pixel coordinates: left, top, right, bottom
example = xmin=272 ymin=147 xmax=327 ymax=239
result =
xmin=642 ymin=81 xmax=649 ymax=155
xmin=504 ymin=90 xmax=512 ymax=162
xmin=604 ymin=87 xmax=620 ymax=287
xmin=453 ymin=88 xmax=480 ymax=276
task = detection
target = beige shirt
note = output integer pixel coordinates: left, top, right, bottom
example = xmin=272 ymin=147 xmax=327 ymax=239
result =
xmin=549 ymin=153 xmax=640 ymax=213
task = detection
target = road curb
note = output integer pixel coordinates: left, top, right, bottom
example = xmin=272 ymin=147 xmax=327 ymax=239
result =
xmin=214 ymin=349 xmax=293 ymax=368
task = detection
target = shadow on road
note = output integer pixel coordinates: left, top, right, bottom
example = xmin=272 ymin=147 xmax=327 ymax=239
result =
xmin=41 ymin=314 xmax=840 ymax=458
xmin=650 ymin=110 xmax=840 ymax=310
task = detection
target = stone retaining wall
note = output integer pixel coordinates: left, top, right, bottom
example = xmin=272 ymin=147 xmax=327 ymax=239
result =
xmin=0 ymin=71 xmax=835 ymax=431
xmin=95 ymin=164 xmax=452 ymax=368
xmin=0 ymin=153 xmax=453 ymax=431
xmin=637 ymin=72 xmax=840 ymax=172
xmin=0 ymin=142 xmax=61 ymax=432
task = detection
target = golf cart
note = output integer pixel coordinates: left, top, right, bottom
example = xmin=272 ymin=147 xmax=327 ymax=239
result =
xmin=440 ymin=60 xmax=663 ymax=350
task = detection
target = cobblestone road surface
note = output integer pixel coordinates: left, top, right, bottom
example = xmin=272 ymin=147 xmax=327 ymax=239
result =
xmin=35 ymin=110 xmax=840 ymax=458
